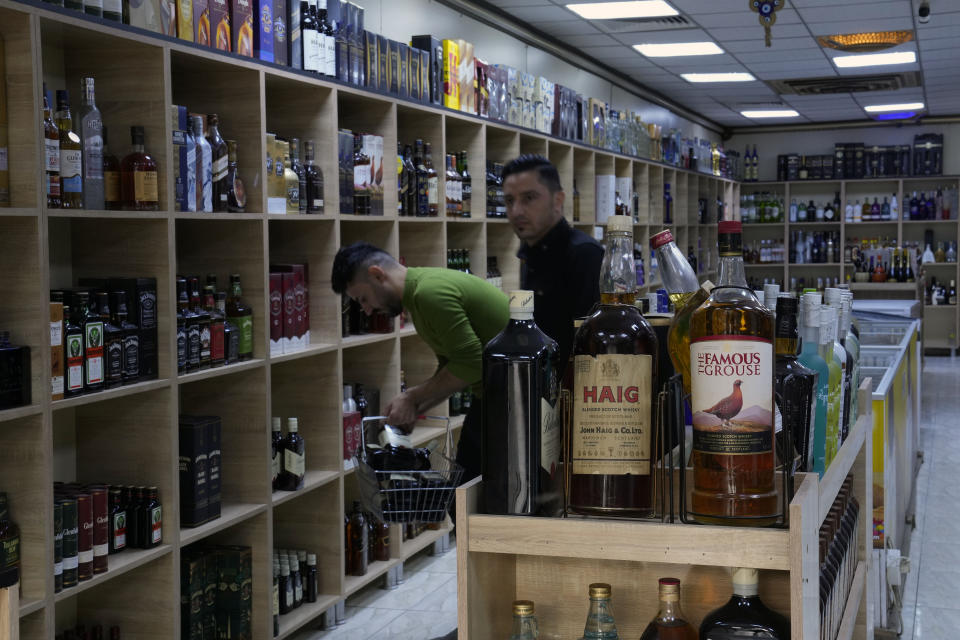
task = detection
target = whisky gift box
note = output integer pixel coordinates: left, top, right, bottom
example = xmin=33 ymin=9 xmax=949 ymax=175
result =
xmin=161 ymin=0 xmax=177 ymax=35
xmin=338 ymin=129 xmax=354 ymax=214
xmin=398 ymin=42 xmax=410 ymax=99
xmin=202 ymin=550 xmax=217 ymax=640
xmin=272 ymin=263 xmax=308 ymax=351
xmin=0 ymin=334 xmax=29 ymax=409
xmin=269 ymin=272 xmax=283 ymax=356
xmin=193 ymin=0 xmax=210 ymax=45
xmin=420 ymin=50 xmax=430 ymax=106
xmin=177 ymin=0 xmax=194 ymax=41
xmin=456 ymin=39 xmax=474 ymax=114
xmin=128 ymin=0 xmax=163 ymax=33
xmin=273 ymin=0 xmax=287 ymax=65
xmin=364 ymin=31 xmax=378 ymax=90
xmin=409 ymin=47 xmax=421 ymax=102
xmin=206 ymin=416 xmax=221 ymax=521
xmin=216 ymin=546 xmax=252 ymax=639
xmin=378 ymin=34 xmax=389 ymax=92
xmin=230 ymin=0 xmax=253 ymax=57
xmin=281 ymin=271 xmax=296 ymax=352
xmin=181 ymin=552 xmax=205 ymax=640
xmin=410 ymin=35 xmax=442 ymax=106
xmin=441 ymin=39 xmax=459 ymax=110
xmin=387 ymin=40 xmax=400 ymax=95
xmin=178 ymin=415 xmax=209 ymax=527
xmin=171 ymin=105 xmax=198 ymax=213
xmin=210 ymin=0 xmax=231 ymax=51
xmin=333 ymin=0 xmax=349 ymax=82
xmin=253 ymin=0 xmax=274 ymax=62
xmin=287 ymin=0 xmax=300 ymax=69
xmin=51 ymin=302 xmax=64 ymax=401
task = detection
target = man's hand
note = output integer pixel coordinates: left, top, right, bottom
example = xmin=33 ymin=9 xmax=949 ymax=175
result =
xmin=385 ymin=391 xmax=419 ymax=432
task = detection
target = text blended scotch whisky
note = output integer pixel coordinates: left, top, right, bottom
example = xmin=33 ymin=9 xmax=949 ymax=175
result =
xmin=689 ymin=220 xmax=777 ymax=526
xmin=570 ymin=215 xmax=658 ymax=516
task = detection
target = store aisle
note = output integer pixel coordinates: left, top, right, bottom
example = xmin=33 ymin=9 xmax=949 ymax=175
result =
xmin=301 ymin=540 xmax=458 ymax=639
xmin=900 ymin=355 xmax=960 ymax=639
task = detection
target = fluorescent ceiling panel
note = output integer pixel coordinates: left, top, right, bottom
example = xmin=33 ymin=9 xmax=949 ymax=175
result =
xmin=832 ymin=51 xmax=917 ymax=68
xmin=566 ymin=1 xmax=678 ymax=20
xmin=740 ymin=109 xmax=800 ymax=118
xmin=681 ymin=72 xmax=755 ymax=82
xmin=633 ymin=42 xmax=723 ymax=57
xmin=863 ymin=102 xmax=924 ymax=112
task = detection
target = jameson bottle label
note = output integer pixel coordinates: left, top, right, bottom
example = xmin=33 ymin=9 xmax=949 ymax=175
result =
xmin=284 ymin=448 xmax=304 ymax=476
xmin=572 ymin=354 xmax=652 ymax=475
xmin=690 ymin=336 xmax=774 ymax=455
xmin=85 ymin=321 xmax=104 ymax=385
xmin=229 ymin=314 xmax=253 ymax=356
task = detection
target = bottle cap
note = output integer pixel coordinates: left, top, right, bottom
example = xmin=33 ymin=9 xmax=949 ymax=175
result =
xmin=650 ymin=229 xmax=674 ymax=249
xmin=824 ymin=288 xmax=842 ymax=305
xmin=763 ymin=283 xmax=780 ymax=310
xmin=732 ymin=567 xmax=759 ymax=596
xmin=605 ymin=215 xmax=633 ymax=233
xmin=588 ymin=583 xmax=611 ymax=598
xmin=307 ymin=553 xmax=317 ymax=565
xmin=718 ymin=220 xmax=742 ymax=234
xmin=272 ymin=417 xmax=281 ymax=431
xmin=508 ymin=290 xmax=535 ymax=316
xmin=512 ymin=600 xmax=535 ymax=616
xmin=658 ymin=577 xmax=681 ymax=602
xmin=287 ymin=417 xmax=298 ymax=432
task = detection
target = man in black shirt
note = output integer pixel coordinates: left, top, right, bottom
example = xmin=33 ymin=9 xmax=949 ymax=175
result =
xmin=502 ymin=154 xmax=603 ymax=367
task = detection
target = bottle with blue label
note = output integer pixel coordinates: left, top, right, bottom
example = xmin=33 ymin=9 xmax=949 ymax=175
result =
xmin=56 ymin=90 xmax=83 ymax=209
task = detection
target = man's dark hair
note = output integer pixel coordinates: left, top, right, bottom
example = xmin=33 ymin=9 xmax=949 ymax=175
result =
xmin=331 ymin=242 xmax=396 ymax=294
xmin=501 ymin=154 xmax=562 ymax=193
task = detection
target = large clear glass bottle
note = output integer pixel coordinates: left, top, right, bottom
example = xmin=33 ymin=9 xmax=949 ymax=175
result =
xmin=825 ymin=289 xmax=854 ymax=442
xmin=797 ymin=296 xmax=829 ymax=477
xmin=816 ymin=301 xmax=843 ymax=468
xmin=774 ymin=295 xmax=817 ymax=474
xmin=482 ymin=290 xmax=562 ymax=516
xmin=569 ymin=215 xmax=658 ymax=517
xmin=78 ymin=77 xmax=104 ymax=210
xmin=578 ymin=583 xmax=619 ymax=640
xmin=639 ymin=578 xmax=697 ymax=640
xmin=698 ymin=568 xmax=790 ymax=639
xmin=509 ymin=600 xmax=539 ymax=640
xmin=689 ymin=220 xmax=777 ymax=526
xmin=840 ymin=291 xmax=860 ymax=426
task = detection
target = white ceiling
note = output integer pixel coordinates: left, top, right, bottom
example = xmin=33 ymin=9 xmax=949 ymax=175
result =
xmin=481 ymin=0 xmax=960 ymax=127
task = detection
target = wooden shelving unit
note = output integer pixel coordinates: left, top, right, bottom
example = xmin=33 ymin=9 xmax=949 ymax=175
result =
xmin=456 ymin=380 xmax=876 ymax=640
xmin=741 ymin=176 xmax=960 ymax=353
xmin=0 ymin=1 xmax=737 ymax=637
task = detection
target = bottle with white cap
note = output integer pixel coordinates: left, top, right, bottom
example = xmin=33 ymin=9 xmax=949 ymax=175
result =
xmin=840 ymin=291 xmax=860 ymax=425
xmin=698 ymin=567 xmax=790 ymax=639
xmin=763 ymin=283 xmax=780 ymax=314
xmin=482 ymin=289 xmax=562 ymax=516
xmin=815 ymin=300 xmax=843 ymax=468
xmin=798 ymin=293 xmax=830 ymax=477
xmin=824 ymin=288 xmax=854 ymax=441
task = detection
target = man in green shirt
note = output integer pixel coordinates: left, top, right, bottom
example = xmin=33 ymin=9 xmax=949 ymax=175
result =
xmin=331 ymin=242 xmax=510 ymax=482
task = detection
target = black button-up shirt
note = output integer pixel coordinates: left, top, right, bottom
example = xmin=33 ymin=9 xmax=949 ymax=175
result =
xmin=517 ymin=219 xmax=604 ymax=368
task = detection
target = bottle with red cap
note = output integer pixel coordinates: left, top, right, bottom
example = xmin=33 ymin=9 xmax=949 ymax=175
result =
xmin=639 ymin=577 xmax=697 ymax=639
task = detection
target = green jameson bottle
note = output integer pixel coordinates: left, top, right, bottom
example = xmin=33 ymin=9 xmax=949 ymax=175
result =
xmin=226 ymin=274 xmax=254 ymax=360
xmin=0 ymin=492 xmax=21 ymax=588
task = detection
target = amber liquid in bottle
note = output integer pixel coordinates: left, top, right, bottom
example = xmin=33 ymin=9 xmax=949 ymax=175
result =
xmin=638 ymin=578 xmax=697 ymax=640
xmin=120 ymin=126 xmax=159 ymax=211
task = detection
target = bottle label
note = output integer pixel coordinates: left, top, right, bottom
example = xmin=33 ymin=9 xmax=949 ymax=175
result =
xmin=287 ymin=183 xmax=299 ymax=209
xmin=272 ymin=582 xmax=280 ymax=616
xmin=284 ymin=448 xmax=305 ymax=476
xmin=303 ymin=29 xmax=320 ymax=71
xmin=228 ymin=315 xmax=254 ymax=356
xmin=541 ymin=396 xmax=561 ymax=475
xmin=188 ymin=323 xmax=201 ymax=366
xmin=104 ymin=170 xmax=120 ymax=203
xmin=690 ymin=337 xmax=774 ymax=455
xmin=177 ymin=325 xmax=187 ymax=369
xmin=211 ymin=323 xmax=224 ymax=362
xmin=272 ymin=450 xmax=280 ymax=481
xmin=83 ymin=133 xmax=103 ymax=179
xmin=67 ymin=333 xmax=84 ymax=391
xmin=0 ymin=533 xmax=20 ymax=571
xmin=61 ymin=149 xmax=83 ymax=193
xmin=134 ymin=171 xmax=159 ymax=202
xmin=46 ymin=139 xmax=60 ymax=172
xmin=123 ymin=334 xmax=140 ymax=377
xmin=572 ymin=353 xmax=653 ymax=475
xmin=212 ymin=154 xmax=228 ymax=182
xmin=200 ymin=325 xmax=211 ymax=360
xmin=354 ymin=164 xmax=367 ymax=190
xmin=427 ymin=176 xmax=438 ymax=205
xmin=112 ymin=511 xmax=126 ymax=550
xmin=150 ymin=506 xmax=162 ymax=544
xmin=85 ymin=321 xmax=104 ymax=384
xmin=107 ymin=339 xmax=123 ymax=379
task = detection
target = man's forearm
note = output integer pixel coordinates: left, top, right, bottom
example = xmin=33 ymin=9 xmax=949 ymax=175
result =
xmin=408 ymin=367 xmax=469 ymax=413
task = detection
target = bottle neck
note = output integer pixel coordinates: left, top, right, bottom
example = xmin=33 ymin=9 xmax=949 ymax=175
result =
xmin=800 ymin=321 xmax=820 ymax=353
xmin=655 ymin=239 xmax=699 ymax=295
xmin=656 ymin=598 xmax=685 ymax=623
xmin=600 ymin=232 xmax=636 ymax=301
xmin=717 ymin=252 xmax=748 ymax=289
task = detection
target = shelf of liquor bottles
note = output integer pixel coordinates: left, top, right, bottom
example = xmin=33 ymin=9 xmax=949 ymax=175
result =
xmin=457 ymin=380 xmax=876 ymax=640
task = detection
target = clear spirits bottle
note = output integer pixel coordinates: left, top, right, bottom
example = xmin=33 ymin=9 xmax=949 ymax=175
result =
xmin=509 ymin=600 xmax=539 ymax=640
xmin=578 ymin=583 xmax=619 ymax=640
xmin=78 ymin=77 xmax=104 ymax=210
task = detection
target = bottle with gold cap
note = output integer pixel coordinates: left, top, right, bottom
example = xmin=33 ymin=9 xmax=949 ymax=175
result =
xmin=639 ymin=577 xmax=696 ymax=639
xmin=578 ymin=583 xmax=619 ymax=640
xmin=509 ymin=600 xmax=539 ymax=640
xmin=698 ymin=568 xmax=790 ymax=639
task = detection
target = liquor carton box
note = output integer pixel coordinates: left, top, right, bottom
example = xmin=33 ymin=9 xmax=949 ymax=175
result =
xmin=170 ymin=105 xmax=192 ymax=212
xmin=287 ymin=0 xmax=300 ymax=68
xmin=378 ymin=34 xmax=389 ymax=92
xmin=409 ymin=47 xmax=421 ymax=102
xmin=50 ymin=302 xmax=64 ymax=401
xmin=253 ymin=0 xmax=274 ymax=62
xmin=595 ymin=174 xmax=615 ymax=224
xmin=230 ymin=0 xmax=253 ymax=57
xmin=215 ymin=546 xmax=252 ymax=638
xmin=347 ymin=2 xmax=362 ymax=85
xmin=334 ymin=1 xmax=350 ymax=82
xmin=474 ymin=59 xmax=488 ymax=117
xmin=269 ymin=272 xmax=283 ymax=355
xmin=210 ymin=0 xmax=231 ymax=51
xmin=363 ymin=31 xmax=377 ymax=90
xmin=441 ymin=39 xmax=459 ymax=110
xmin=128 ymin=0 xmax=163 ymax=33
xmin=273 ymin=0 xmax=286 ymax=65
xmin=281 ymin=271 xmax=295 ymax=351
xmin=338 ymin=129 xmax=354 ymax=214
xmin=420 ymin=50 xmax=430 ymax=106
xmin=177 ymin=0 xmax=194 ymax=41
xmin=343 ymin=408 xmax=360 ymax=460
xmin=398 ymin=42 xmax=409 ymax=99
xmin=272 ymin=262 xmax=308 ymax=350
xmin=194 ymin=0 xmax=210 ymax=45
xmin=387 ymin=40 xmax=400 ymax=95
xmin=206 ymin=416 xmax=221 ymax=521
xmin=456 ymin=39 xmax=474 ymax=114
xmin=181 ymin=552 xmax=205 ymax=640
xmin=588 ymin=98 xmax=605 ymax=148
xmin=178 ymin=415 xmax=209 ymax=527
xmin=202 ymin=550 xmax=217 ymax=640
xmin=101 ymin=277 xmax=157 ymax=380
xmin=363 ymin=134 xmax=383 ymax=216
xmin=410 ymin=35 xmax=442 ymax=106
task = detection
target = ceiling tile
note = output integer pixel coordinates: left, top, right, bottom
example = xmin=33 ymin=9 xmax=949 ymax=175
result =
xmin=799 ymin=2 xmax=910 ymax=23
xmin=506 ymin=5 xmax=578 ymax=21
xmin=705 ymin=23 xmax=812 ymax=42
xmin=806 ymin=17 xmax=915 ymax=32
xmin=613 ymin=28 xmax=712 ymax=45
xmin=669 ymin=0 xmax=751 ymax=13
xmin=561 ymin=33 xmax=620 ymax=47
xmin=690 ymin=8 xmax=802 ymax=29
xmin=485 ymin=0 xmax=553 ymax=6
xmin=724 ymin=36 xmax=820 ymax=53
xmin=537 ymin=20 xmax=602 ymax=36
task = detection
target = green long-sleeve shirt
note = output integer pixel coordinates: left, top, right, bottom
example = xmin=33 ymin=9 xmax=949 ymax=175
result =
xmin=402 ymin=267 xmax=510 ymax=397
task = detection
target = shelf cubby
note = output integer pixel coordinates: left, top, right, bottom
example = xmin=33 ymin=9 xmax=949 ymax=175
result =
xmin=339 ymin=218 xmax=398 ymax=255
xmin=633 ymin=162 xmax=650 ymax=224
xmin=519 ymin=132 xmax=547 ymax=157
xmin=445 ymin=116 xmax=484 ymax=219
xmin=19 ymin=608 xmax=45 ymax=639
xmin=399 ymin=220 xmax=445 ymax=269
xmin=486 ymin=125 xmax=520 ymax=167
xmin=170 ymin=51 xmax=264 ymax=214
xmin=337 ymin=92 xmax=398 ymax=218
xmin=446 ymin=220 xmax=486 ymax=272
xmin=572 ymin=148 xmax=595 ymax=225
xmin=341 ymin=339 xmax=400 ymax=419
xmin=2 ymin=6 xmax=39 ymax=209
xmin=547 ymin=141 xmax=574 ymax=221
xmin=648 ymin=165 xmax=664 ymax=225
xmin=486 ymin=223 xmax=522 ymax=292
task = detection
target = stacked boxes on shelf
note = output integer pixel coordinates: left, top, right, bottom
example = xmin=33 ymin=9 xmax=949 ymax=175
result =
xmin=268 ymin=263 xmax=310 ymax=356
xmin=179 ymin=414 xmax=223 ymax=528
xmin=181 ymin=546 xmax=252 ymax=640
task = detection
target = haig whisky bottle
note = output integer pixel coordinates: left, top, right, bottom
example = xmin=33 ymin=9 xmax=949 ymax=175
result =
xmin=689 ymin=220 xmax=777 ymax=526
xmin=569 ymin=214 xmax=658 ymax=517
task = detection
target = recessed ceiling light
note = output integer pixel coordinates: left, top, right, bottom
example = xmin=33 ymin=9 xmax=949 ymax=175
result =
xmin=740 ymin=109 xmax=800 ymax=118
xmin=681 ymin=72 xmax=755 ymax=83
xmin=874 ymin=111 xmax=918 ymax=120
xmin=633 ymin=42 xmax=724 ymax=57
xmin=832 ymin=51 xmax=917 ymax=68
xmin=864 ymin=102 xmax=924 ymax=112
xmin=566 ymin=1 xmax=678 ymax=20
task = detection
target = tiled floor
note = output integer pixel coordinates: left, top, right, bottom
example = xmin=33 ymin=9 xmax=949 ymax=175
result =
xmin=299 ymin=541 xmax=458 ymax=640
xmin=900 ymin=355 xmax=959 ymax=640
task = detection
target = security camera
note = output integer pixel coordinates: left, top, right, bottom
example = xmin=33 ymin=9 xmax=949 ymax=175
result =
xmin=918 ymin=0 xmax=930 ymax=23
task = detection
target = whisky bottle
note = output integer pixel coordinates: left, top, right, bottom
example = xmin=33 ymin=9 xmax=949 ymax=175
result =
xmin=283 ymin=141 xmax=300 ymax=214
xmin=303 ymin=140 xmax=323 ymax=214
xmin=225 ymin=140 xmax=246 ymax=212
xmin=78 ymin=77 xmax=104 ymax=210
xmin=797 ymin=294 xmax=829 ymax=477
xmin=689 ymin=220 xmax=777 ymax=526
xmin=578 ymin=583 xmax=618 ymax=640
xmin=290 ymin=137 xmax=306 ymax=213
xmin=347 ymin=501 xmax=368 ymax=576
xmin=698 ymin=568 xmax=790 ymax=639
xmin=824 ymin=289 xmax=854 ymax=441
xmin=43 ymin=84 xmax=61 ymax=208
xmin=226 ymin=274 xmax=254 ymax=360
xmin=139 ymin=486 xmax=161 ymax=548
xmin=98 ymin=292 xmax=123 ymax=389
xmin=301 ymin=0 xmax=319 ymax=73
xmin=177 ymin=277 xmax=199 ymax=371
xmin=56 ymin=90 xmax=83 ymax=209
xmin=774 ymin=296 xmax=817 ymax=474
xmin=425 ymin=142 xmax=439 ymax=216
xmin=460 ymin=151 xmax=471 ymax=217
xmin=444 ymin=154 xmax=455 ymax=217
xmin=120 ymin=126 xmax=159 ymax=211
xmin=0 ymin=492 xmax=20 ymax=588
xmin=102 ymin=127 xmax=121 ymax=210
xmin=414 ymin=140 xmax=429 ymax=216
xmin=402 ymin=144 xmax=417 ymax=216
xmin=191 ymin=277 xmax=211 ymax=370
xmin=203 ymin=285 xmax=225 ymax=367
xmin=569 ymin=215 xmax=658 ymax=517
xmin=817 ymin=301 xmax=843 ymax=467
xmin=639 ymin=578 xmax=697 ymax=640
xmin=191 ymin=116 xmax=213 ymax=212
xmin=64 ymin=305 xmax=84 ymax=397
xmin=509 ymin=601 xmax=539 ymax=640
xmin=217 ymin=291 xmax=240 ymax=364
xmin=206 ymin=114 xmax=229 ymax=211
xmin=113 ymin=291 xmax=139 ymax=384
xmin=280 ymin=417 xmax=305 ymax=490
xmin=318 ymin=0 xmax=336 ymax=76
xmin=352 ymin=134 xmax=370 ymax=215
xmin=271 ymin=416 xmax=283 ymax=491
xmin=482 ymin=290 xmax=562 ymax=517
xmin=107 ymin=487 xmax=125 ymax=553
xmin=78 ymin=292 xmax=105 ymax=393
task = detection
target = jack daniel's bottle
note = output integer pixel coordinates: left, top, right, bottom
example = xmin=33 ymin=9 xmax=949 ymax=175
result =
xmin=569 ymin=215 xmax=658 ymax=517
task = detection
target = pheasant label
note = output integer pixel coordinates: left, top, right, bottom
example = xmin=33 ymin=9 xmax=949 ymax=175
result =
xmin=572 ymin=353 xmax=652 ymax=475
xmin=690 ymin=337 xmax=774 ymax=455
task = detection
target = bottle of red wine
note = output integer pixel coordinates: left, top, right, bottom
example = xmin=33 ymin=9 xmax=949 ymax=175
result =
xmin=481 ymin=290 xmax=562 ymax=516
